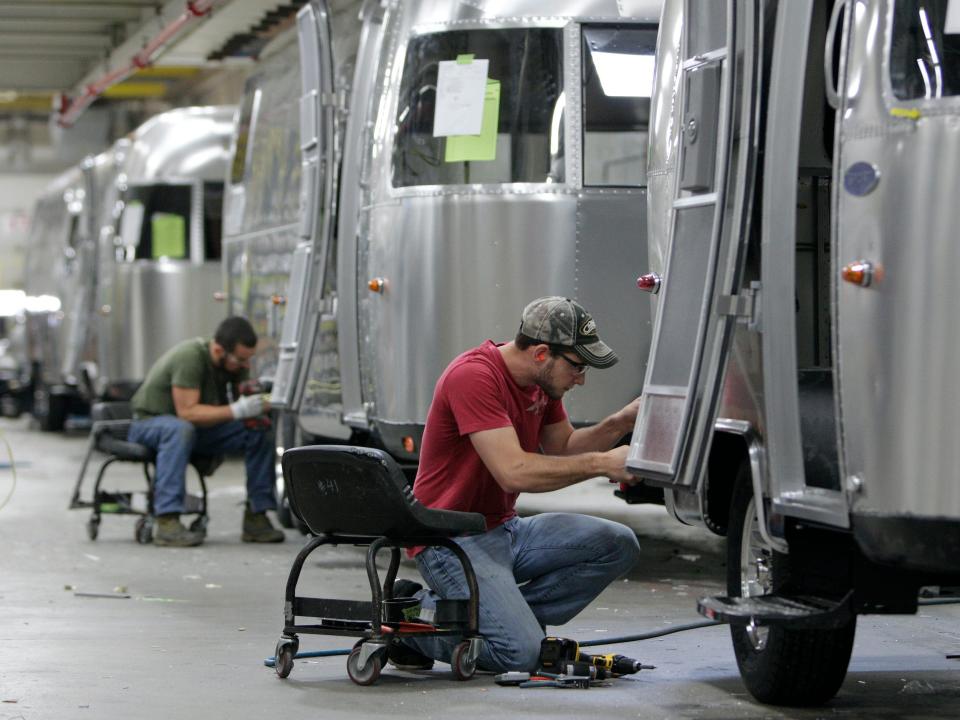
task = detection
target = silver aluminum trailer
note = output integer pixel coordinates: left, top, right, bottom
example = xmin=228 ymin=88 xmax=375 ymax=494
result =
xmin=626 ymin=0 xmax=960 ymax=705
xmin=260 ymin=0 xmax=663 ymax=480
xmin=93 ymin=106 xmax=234 ymax=400
xmin=22 ymin=164 xmax=97 ymax=430
xmin=223 ymin=11 xmax=362 ymax=387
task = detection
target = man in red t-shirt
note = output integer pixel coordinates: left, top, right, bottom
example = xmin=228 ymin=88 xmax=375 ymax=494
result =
xmin=395 ymin=297 xmax=643 ymax=673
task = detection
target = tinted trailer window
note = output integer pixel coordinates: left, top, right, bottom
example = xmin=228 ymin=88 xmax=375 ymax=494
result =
xmin=392 ymin=28 xmax=564 ymax=186
xmin=582 ymin=25 xmax=657 ymax=187
xmin=890 ymin=0 xmax=960 ymax=100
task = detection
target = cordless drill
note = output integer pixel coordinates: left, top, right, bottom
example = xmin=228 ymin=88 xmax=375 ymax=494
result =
xmin=577 ymin=651 xmax=655 ymax=678
xmin=538 ymin=637 xmax=653 ymax=679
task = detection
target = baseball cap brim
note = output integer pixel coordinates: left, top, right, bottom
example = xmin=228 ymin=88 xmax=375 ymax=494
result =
xmin=575 ymin=339 xmax=618 ymax=369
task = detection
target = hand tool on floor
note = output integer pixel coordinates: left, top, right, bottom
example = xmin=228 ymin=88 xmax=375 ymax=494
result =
xmin=539 ymin=636 xmax=654 ymax=679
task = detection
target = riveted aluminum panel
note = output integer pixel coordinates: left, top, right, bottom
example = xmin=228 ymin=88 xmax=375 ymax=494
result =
xmin=101 ymin=261 xmax=224 ymax=385
xmin=835 ymin=0 xmax=960 ymax=522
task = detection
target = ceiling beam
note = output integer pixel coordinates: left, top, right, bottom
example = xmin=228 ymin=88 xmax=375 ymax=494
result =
xmin=0 ymin=4 xmax=146 ymax=21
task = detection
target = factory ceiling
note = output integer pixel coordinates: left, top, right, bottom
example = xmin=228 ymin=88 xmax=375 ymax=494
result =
xmin=0 ymin=0 xmax=307 ymax=121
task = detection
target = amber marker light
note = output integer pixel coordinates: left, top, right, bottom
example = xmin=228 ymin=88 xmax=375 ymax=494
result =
xmin=368 ymin=277 xmax=386 ymax=293
xmin=636 ymin=272 xmax=662 ymax=294
xmin=402 ymin=436 xmax=416 ymax=453
xmin=271 ymin=294 xmax=286 ymax=305
xmin=841 ymin=261 xmax=875 ymax=287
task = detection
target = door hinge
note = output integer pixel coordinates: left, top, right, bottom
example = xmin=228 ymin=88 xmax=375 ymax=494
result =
xmin=717 ymin=281 xmax=761 ymax=331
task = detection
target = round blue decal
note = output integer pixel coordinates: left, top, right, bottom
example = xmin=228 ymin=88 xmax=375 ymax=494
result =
xmin=843 ymin=161 xmax=880 ymax=197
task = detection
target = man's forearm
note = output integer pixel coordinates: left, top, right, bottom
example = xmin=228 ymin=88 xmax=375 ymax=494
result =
xmin=177 ymin=403 xmax=234 ymax=427
xmin=498 ymin=449 xmax=623 ymax=493
xmin=560 ymin=413 xmax=634 ymax=455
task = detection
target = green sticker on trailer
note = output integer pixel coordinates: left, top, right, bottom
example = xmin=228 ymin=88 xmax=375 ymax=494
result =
xmin=444 ymin=79 xmax=500 ymax=163
xmin=151 ymin=213 xmax=186 ymax=259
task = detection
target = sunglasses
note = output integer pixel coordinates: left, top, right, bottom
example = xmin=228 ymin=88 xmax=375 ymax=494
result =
xmin=557 ymin=353 xmax=588 ymax=375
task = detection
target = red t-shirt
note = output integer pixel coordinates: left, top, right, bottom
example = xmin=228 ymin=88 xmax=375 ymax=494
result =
xmin=411 ymin=341 xmax=567 ymax=550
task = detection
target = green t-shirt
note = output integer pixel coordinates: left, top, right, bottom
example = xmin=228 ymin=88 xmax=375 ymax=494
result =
xmin=131 ymin=337 xmax=248 ymax=419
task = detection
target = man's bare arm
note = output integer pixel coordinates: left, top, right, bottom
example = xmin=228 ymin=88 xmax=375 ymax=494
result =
xmin=172 ymin=386 xmax=235 ymax=427
xmin=540 ymin=397 xmax=640 ymax=456
xmin=470 ymin=425 xmax=638 ymax=494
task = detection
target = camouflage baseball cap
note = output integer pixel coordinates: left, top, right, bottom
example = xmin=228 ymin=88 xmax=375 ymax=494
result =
xmin=519 ymin=296 xmax=618 ymax=369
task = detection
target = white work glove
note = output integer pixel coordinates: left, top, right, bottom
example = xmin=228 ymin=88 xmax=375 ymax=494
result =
xmin=230 ymin=394 xmax=265 ymax=420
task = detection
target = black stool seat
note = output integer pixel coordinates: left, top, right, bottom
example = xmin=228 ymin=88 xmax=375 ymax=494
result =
xmin=275 ymin=445 xmax=486 ymax=684
xmin=98 ymin=434 xmax=156 ymax=461
xmin=283 ymin=444 xmax=485 ymax=539
xmin=70 ymin=401 xmax=223 ymax=543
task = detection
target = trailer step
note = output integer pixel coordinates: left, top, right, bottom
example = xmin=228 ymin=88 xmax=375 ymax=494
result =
xmin=698 ymin=592 xmax=853 ymax=629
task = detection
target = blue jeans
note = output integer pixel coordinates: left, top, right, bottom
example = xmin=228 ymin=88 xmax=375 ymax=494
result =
xmin=404 ymin=513 xmax=641 ymax=672
xmin=128 ymin=415 xmax=276 ymax=516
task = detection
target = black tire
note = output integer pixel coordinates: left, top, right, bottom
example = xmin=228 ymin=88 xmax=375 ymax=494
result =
xmin=346 ymin=646 xmax=383 ymax=686
xmin=275 ymin=639 xmax=295 ymax=679
xmin=86 ymin=518 xmax=99 ymax=541
xmin=450 ymin=641 xmax=476 ymax=681
xmin=727 ymin=464 xmax=856 ymax=706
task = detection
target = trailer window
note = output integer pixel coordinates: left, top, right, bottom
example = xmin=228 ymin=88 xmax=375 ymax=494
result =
xmin=392 ymin=28 xmax=564 ymax=187
xmin=120 ymin=184 xmax=192 ymax=261
xmin=582 ymin=25 xmax=656 ymax=187
xmin=890 ymin=0 xmax=960 ymax=99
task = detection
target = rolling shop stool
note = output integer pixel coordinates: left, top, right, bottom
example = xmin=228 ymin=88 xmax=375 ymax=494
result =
xmin=276 ymin=445 xmax=486 ymax=685
xmin=69 ymin=401 xmax=222 ymax=543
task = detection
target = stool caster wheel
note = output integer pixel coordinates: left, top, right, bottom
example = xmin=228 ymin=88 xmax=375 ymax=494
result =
xmin=275 ymin=638 xmax=296 ymax=679
xmin=135 ymin=516 xmax=153 ymax=544
xmin=347 ymin=645 xmax=383 ymax=686
xmin=189 ymin=516 xmax=208 ymax=537
xmin=451 ymin=640 xmax=477 ymax=681
xmin=86 ymin=517 xmax=100 ymax=541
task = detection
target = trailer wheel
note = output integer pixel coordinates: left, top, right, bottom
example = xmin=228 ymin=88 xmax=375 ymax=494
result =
xmin=727 ymin=464 xmax=856 ymax=706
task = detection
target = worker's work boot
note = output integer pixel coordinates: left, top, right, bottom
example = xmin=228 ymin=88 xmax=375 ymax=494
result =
xmin=154 ymin=514 xmax=204 ymax=547
xmin=242 ymin=509 xmax=285 ymax=543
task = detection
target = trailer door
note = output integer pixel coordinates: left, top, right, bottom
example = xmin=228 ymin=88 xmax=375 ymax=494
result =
xmin=271 ymin=1 xmax=337 ymax=409
xmin=627 ymin=0 xmax=758 ymax=488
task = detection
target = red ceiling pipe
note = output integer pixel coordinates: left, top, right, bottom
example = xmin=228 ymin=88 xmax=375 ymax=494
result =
xmin=57 ymin=0 xmax=218 ymax=127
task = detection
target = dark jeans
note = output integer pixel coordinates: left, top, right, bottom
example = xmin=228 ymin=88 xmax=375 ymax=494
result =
xmin=128 ymin=415 xmax=276 ymax=516
xmin=405 ymin=512 xmax=641 ymax=672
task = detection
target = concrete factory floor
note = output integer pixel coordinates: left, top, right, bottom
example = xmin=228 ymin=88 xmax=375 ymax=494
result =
xmin=0 ymin=416 xmax=957 ymax=719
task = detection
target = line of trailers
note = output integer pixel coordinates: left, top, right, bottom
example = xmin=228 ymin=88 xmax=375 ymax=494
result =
xmin=9 ymin=0 xmax=959 ymax=707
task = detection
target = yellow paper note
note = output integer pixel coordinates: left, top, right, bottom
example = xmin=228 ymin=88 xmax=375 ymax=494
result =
xmin=445 ymin=79 xmax=500 ymax=163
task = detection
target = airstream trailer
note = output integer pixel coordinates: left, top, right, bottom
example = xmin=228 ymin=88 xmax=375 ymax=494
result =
xmin=22 ymin=164 xmax=97 ymax=430
xmin=23 ymin=107 xmax=233 ymax=429
xmin=223 ymin=8 xmax=362 ymax=387
xmin=626 ymin=0 xmax=960 ymax=706
xmin=247 ymin=0 xmax=663 ymax=491
xmin=93 ymin=106 xmax=234 ymax=401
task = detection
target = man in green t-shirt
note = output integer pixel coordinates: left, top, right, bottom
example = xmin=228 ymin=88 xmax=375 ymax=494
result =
xmin=129 ymin=316 xmax=284 ymax=547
